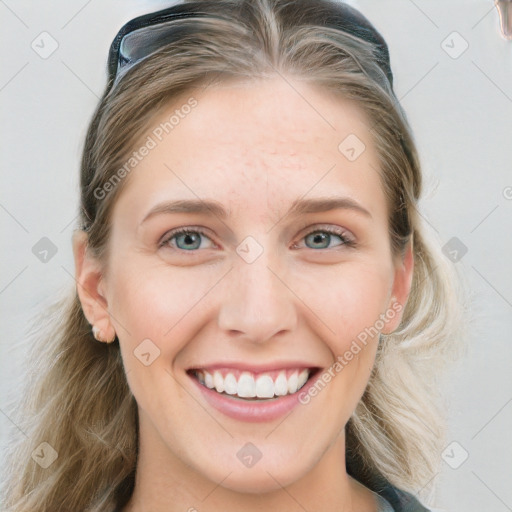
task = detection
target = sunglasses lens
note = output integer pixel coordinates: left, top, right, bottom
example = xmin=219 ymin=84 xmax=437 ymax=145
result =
xmin=119 ymin=20 xmax=185 ymax=69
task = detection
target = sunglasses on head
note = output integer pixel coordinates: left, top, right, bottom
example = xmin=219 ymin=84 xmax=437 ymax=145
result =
xmin=107 ymin=0 xmax=393 ymax=94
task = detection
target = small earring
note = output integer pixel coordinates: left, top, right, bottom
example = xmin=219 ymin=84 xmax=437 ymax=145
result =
xmin=92 ymin=325 xmax=116 ymax=343
xmin=92 ymin=325 xmax=101 ymax=341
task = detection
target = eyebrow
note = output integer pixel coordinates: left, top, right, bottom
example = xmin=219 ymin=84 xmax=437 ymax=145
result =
xmin=140 ymin=196 xmax=372 ymax=225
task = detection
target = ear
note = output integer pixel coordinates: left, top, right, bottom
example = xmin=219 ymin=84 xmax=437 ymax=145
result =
xmin=72 ymin=230 xmax=116 ymax=343
xmin=381 ymin=238 xmax=414 ymax=335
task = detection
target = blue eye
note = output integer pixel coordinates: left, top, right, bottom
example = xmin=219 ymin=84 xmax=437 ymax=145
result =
xmin=160 ymin=228 xmax=214 ymax=251
xmin=160 ymin=225 xmax=355 ymax=252
xmin=300 ymin=227 xmax=355 ymax=250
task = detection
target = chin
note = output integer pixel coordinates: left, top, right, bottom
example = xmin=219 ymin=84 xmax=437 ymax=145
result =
xmin=202 ymin=458 xmax=308 ymax=494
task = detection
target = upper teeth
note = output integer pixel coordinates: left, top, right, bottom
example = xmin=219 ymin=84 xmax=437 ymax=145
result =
xmin=195 ymin=369 xmax=311 ymax=398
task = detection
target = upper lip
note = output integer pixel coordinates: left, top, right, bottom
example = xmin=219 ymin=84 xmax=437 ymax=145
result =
xmin=187 ymin=361 xmax=321 ymax=374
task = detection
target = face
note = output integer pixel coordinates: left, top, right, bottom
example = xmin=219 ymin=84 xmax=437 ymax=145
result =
xmin=76 ymin=76 xmax=412 ymax=494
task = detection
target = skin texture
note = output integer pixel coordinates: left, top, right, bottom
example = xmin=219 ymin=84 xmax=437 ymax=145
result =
xmin=73 ymin=76 xmax=414 ymax=512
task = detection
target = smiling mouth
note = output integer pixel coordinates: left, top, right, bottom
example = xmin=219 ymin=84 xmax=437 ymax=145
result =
xmin=187 ymin=367 xmax=321 ymax=401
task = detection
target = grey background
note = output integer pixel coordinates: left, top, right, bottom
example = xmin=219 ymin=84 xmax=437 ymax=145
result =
xmin=1 ymin=1 xmax=511 ymax=511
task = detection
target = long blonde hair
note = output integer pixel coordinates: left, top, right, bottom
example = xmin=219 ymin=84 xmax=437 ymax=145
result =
xmin=1 ymin=0 xmax=468 ymax=509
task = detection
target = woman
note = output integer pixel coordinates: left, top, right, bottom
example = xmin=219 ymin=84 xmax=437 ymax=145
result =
xmin=1 ymin=0 xmax=467 ymax=510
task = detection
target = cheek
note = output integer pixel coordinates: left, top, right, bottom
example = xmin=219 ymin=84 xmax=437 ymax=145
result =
xmin=287 ymin=263 xmax=393 ymax=437
xmin=107 ymin=262 xmax=215 ymax=410
xmin=108 ymin=259 xmax=219 ymax=351
xmin=298 ymin=264 xmax=392 ymax=419
xmin=298 ymin=261 xmax=392 ymax=354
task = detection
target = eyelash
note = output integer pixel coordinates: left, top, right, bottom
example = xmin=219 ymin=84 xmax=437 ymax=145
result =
xmin=293 ymin=225 xmax=356 ymax=249
xmin=159 ymin=225 xmax=356 ymax=251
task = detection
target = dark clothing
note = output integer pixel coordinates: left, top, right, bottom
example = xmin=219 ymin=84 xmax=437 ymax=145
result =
xmin=373 ymin=481 xmax=430 ymax=511
xmin=347 ymin=460 xmax=431 ymax=512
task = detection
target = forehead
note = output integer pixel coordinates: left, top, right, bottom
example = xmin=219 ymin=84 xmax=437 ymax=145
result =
xmin=112 ymin=76 xmax=386 ymax=224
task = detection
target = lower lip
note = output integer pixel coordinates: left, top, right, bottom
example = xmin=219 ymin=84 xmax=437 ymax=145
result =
xmin=188 ymin=370 xmax=321 ymax=423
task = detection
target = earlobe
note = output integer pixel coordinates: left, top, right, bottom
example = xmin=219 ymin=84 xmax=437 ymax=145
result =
xmin=382 ymin=239 xmax=414 ymax=335
xmin=72 ymin=230 xmax=116 ymax=342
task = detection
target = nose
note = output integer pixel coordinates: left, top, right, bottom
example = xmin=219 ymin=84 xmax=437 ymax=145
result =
xmin=217 ymin=244 xmax=297 ymax=343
